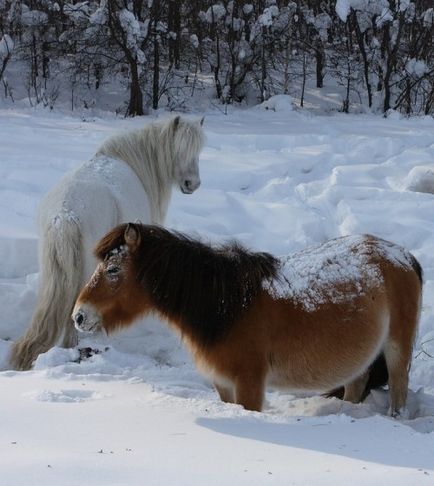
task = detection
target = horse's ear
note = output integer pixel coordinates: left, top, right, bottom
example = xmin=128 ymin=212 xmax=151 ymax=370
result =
xmin=200 ymin=116 xmax=205 ymax=126
xmin=173 ymin=115 xmax=181 ymax=131
xmin=124 ymin=223 xmax=141 ymax=252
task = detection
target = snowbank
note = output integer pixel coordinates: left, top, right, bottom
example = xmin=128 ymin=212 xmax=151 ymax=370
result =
xmin=404 ymin=166 xmax=434 ymax=194
xmin=1 ymin=107 xmax=434 ymax=484
xmin=257 ymin=94 xmax=294 ymax=112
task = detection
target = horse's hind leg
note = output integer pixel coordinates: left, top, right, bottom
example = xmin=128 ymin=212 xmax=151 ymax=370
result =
xmin=384 ymin=340 xmax=412 ymax=417
xmin=384 ymin=291 xmax=420 ymax=417
xmin=343 ymin=371 xmax=369 ymax=403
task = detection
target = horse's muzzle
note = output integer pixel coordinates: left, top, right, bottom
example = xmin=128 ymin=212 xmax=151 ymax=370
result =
xmin=72 ymin=305 xmax=101 ymax=333
xmin=180 ymin=179 xmax=200 ymax=194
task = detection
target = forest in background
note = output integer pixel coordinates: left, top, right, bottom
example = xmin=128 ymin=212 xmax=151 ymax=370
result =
xmin=0 ymin=0 xmax=433 ymax=116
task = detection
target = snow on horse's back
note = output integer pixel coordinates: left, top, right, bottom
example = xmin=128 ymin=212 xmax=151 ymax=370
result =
xmin=10 ymin=115 xmax=205 ymax=370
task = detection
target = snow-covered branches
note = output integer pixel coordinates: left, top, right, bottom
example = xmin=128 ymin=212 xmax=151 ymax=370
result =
xmin=0 ymin=0 xmax=432 ymax=115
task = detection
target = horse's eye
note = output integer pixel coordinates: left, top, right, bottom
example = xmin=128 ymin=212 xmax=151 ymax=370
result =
xmin=106 ymin=266 xmax=120 ymax=276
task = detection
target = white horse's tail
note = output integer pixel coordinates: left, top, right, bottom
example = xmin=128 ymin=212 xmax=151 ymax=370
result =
xmin=10 ymin=214 xmax=83 ymax=370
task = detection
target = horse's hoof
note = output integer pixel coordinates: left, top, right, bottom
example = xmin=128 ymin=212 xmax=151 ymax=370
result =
xmin=76 ymin=347 xmax=108 ymax=362
xmin=388 ymin=406 xmax=409 ymax=419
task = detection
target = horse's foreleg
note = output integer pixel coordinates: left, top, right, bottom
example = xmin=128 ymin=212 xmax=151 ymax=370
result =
xmin=234 ymin=373 xmax=265 ymax=412
xmin=214 ymin=382 xmax=234 ymax=404
xmin=343 ymin=371 xmax=369 ymax=403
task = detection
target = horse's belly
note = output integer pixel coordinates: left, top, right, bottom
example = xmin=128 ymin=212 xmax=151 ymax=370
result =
xmin=264 ymin=295 xmax=390 ymax=392
xmin=266 ymin=330 xmax=388 ymax=392
xmin=266 ymin=368 xmax=354 ymax=393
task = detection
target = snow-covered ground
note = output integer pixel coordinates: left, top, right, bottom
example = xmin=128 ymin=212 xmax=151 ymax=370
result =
xmin=1 ymin=103 xmax=434 ymax=484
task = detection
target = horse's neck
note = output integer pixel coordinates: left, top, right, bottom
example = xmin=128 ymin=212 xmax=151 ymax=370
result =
xmin=98 ymin=129 xmax=173 ymax=224
xmin=129 ymin=139 xmax=172 ymax=224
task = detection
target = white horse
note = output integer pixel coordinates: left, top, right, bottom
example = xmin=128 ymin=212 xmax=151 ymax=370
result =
xmin=10 ymin=115 xmax=205 ymax=370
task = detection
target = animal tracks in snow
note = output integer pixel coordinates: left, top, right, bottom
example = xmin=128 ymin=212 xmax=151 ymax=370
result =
xmin=23 ymin=388 xmax=111 ymax=403
xmin=1 ymin=110 xmax=434 ymax=486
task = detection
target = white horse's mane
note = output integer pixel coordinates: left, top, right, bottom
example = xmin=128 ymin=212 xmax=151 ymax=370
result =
xmin=97 ymin=116 xmax=205 ymax=223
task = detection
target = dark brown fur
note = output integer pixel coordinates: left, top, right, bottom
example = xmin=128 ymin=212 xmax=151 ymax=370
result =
xmin=95 ymin=224 xmax=280 ymax=345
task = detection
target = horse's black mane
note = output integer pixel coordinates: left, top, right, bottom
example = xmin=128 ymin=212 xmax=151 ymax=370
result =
xmin=96 ymin=224 xmax=280 ymax=346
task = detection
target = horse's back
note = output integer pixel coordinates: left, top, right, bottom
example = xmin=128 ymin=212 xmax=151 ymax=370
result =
xmin=267 ymin=234 xmax=420 ymax=310
xmin=38 ymin=155 xmax=152 ymax=280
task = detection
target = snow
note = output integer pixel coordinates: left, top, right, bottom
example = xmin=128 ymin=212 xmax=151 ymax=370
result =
xmin=335 ymin=0 xmax=353 ymax=22
xmin=257 ymin=94 xmax=294 ymax=112
xmin=243 ymin=4 xmax=254 ymax=15
xmin=424 ymin=8 xmax=434 ymax=26
xmin=377 ymin=7 xmax=394 ymax=27
xmin=190 ymin=34 xmax=199 ymax=48
xmin=403 ymin=166 xmax=434 ymax=194
xmin=313 ymin=13 xmax=332 ymax=42
xmin=63 ymin=2 xmax=89 ymax=23
xmin=89 ymin=2 xmax=108 ymax=25
xmin=399 ymin=0 xmax=411 ymax=12
xmin=406 ymin=58 xmax=428 ymax=77
xmin=335 ymin=0 xmax=390 ymax=23
xmin=265 ymin=235 xmax=414 ymax=311
xmin=1 ymin=106 xmax=434 ymax=483
xmin=205 ymin=4 xmax=226 ymax=23
xmin=0 ymin=34 xmax=13 ymax=57
xmin=258 ymin=6 xmax=279 ymax=27
xmin=21 ymin=8 xmax=49 ymax=27
xmin=118 ymin=9 xmax=144 ymax=50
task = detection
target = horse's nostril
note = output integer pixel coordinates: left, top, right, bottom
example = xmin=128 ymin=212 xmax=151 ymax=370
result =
xmin=184 ymin=180 xmax=191 ymax=188
xmin=75 ymin=312 xmax=84 ymax=326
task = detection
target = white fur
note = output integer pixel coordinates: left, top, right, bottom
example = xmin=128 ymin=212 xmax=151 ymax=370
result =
xmin=10 ymin=116 xmax=205 ymax=370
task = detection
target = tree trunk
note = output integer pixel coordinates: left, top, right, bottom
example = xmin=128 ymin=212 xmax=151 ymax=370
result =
xmin=168 ymin=0 xmax=181 ymax=69
xmin=405 ymin=78 xmax=411 ymax=115
xmin=425 ymin=83 xmax=434 ymax=115
xmin=351 ymin=12 xmax=372 ymax=107
xmin=383 ymin=66 xmax=392 ymax=113
xmin=283 ymin=19 xmax=292 ymax=95
xmin=343 ymin=73 xmax=350 ymax=113
xmin=0 ymin=52 xmax=11 ymax=81
xmin=315 ymin=44 xmax=324 ymax=88
xmin=42 ymin=41 xmax=49 ymax=89
xmin=260 ymin=27 xmax=267 ymax=102
xmin=300 ymin=51 xmax=307 ymax=108
xmin=127 ymin=59 xmax=144 ymax=116
xmin=210 ymin=6 xmax=222 ymax=100
xmin=152 ymin=27 xmax=160 ymax=110
xmin=382 ymin=13 xmax=405 ymax=114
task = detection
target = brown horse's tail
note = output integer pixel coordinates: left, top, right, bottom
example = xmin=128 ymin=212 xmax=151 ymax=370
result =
xmin=325 ymin=353 xmax=389 ymax=401
xmin=9 ymin=214 xmax=82 ymax=370
xmin=410 ymin=254 xmax=423 ymax=285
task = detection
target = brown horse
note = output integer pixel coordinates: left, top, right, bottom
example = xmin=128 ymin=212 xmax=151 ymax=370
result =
xmin=73 ymin=223 xmax=422 ymax=416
